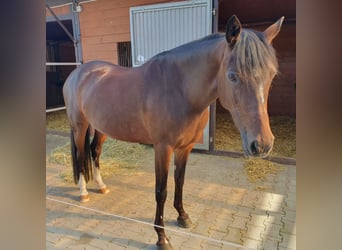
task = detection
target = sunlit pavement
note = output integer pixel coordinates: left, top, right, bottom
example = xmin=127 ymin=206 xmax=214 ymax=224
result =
xmin=46 ymin=133 xmax=296 ymax=250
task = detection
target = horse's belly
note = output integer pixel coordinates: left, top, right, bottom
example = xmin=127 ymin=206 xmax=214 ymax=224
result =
xmin=91 ymin=116 xmax=151 ymax=144
xmin=106 ymin=126 xmax=151 ymax=144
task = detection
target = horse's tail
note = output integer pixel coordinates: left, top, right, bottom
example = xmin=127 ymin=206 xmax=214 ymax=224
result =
xmin=71 ymin=127 xmax=93 ymax=185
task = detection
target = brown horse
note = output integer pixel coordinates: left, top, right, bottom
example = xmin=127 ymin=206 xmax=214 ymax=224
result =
xmin=63 ymin=15 xmax=284 ymax=250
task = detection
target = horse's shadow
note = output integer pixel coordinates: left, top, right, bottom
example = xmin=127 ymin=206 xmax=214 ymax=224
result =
xmin=46 ymin=185 xmax=80 ymax=202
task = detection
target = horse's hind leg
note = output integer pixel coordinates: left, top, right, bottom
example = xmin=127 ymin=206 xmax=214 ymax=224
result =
xmin=70 ymin=123 xmax=93 ymax=203
xmin=173 ymin=144 xmax=194 ymax=228
xmin=90 ymin=130 xmax=110 ymax=194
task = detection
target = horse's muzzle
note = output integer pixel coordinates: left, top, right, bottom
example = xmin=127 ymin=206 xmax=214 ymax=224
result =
xmin=249 ymin=140 xmax=273 ymax=158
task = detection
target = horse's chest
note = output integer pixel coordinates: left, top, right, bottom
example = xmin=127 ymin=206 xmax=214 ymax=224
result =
xmin=174 ymin=110 xmax=209 ymax=146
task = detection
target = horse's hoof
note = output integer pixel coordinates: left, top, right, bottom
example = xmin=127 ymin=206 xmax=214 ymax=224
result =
xmin=157 ymin=242 xmax=173 ymax=250
xmin=98 ymin=187 xmax=110 ymax=194
xmin=177 ymin=216 xmax=192 ymax=228
xmin=80 ymin=194 xmax=89 ymax=203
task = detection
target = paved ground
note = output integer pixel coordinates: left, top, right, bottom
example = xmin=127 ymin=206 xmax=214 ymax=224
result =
xmin=46 ymin=133 xmax=296 ymax=250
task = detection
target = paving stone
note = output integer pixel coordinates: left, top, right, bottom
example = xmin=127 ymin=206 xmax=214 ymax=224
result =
xmin=230 ymin=216 xmax=248 ymax=230
xmin=279 ymin=233 xmax=296 ymax=249
xmin=241 ymin=238 xmax=262 ymax=249
xmin=88 ymin=238 xmax=111 ymax=249
xmin=209 ymin=229 xmax=228 ymax=240
xmin=168 ymin=234 xmax=188 ymax=248
xmin=248 ymin=214 xmax=267 ymax=227
xmin=259 ymin=238 xmax=279 ymax=250
xmin=283 ymin=210 xmax=296 ymax=222
xmin=266 ymin=212 xmax=285 ymax=226
xmin=261 ymin=223 xmax=282 ymax=242
xmin=66 ymin=244 xmax=101 ymax=250
xmin=280 ymin=221 xmax=296 ymax=235
xmin=201 ymin=240 xmax=223 ymax=249
xmin=46 ymin=133 xmax=296 ymax=250
xmin=55 ymin=236 xmax=80 ymax=248
xmin=286 ymin=191 xmax=296 ymax=202
xmin=221 ymin=244 xmax=241 ymax=250
xmin=210 ymin=218 xmax=232 ymax=233
xmin=181 ymin=236 xmax=204 ymax=249
xmin=223 ymin=228 xmax=244 ymax=244
xmin=46 ymin=231 xmax=63 ymax=244
xmin=46 ymin=241 xmax=59 ymax=250
xmin=234 ymin=207 xmax=252 ymax=218
xmin=244 ymin=224 xmax=264 ymax=241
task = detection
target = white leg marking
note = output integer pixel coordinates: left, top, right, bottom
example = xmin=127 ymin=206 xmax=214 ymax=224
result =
xmin=94 ymin=166 xmax=106 ymax=189
xmin=78 ymin=173 xmax=88 ymax=196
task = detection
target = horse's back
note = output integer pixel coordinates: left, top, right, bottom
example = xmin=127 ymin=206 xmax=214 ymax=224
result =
xmin=63 ymin=61 xmax=132 ymax=107
xmin=63 ymin=61 xmax=151 ymax=143
xmin=64 ymin=61 xmax=124 ymax=90
xmin=63 ymin=60 xmax=209 ymax=148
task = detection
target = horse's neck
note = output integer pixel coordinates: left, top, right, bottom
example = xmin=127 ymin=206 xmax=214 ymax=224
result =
xmin=179 ymin=39 xmax=226 ymax=113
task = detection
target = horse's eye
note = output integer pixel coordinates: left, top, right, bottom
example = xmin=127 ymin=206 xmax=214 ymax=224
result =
xmin=227 ymin=71 xmax=239 ymax=84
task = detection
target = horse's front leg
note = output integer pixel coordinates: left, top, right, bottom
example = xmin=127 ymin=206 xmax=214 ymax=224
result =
xmin=154 ymin=144 xmax=173 ymax=250
xmin=173 ymin=145 xmax=193 ymax=228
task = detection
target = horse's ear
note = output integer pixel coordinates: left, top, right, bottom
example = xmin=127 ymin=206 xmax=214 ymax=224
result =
xmin=263 ymin=16 xmax=285 ymax=44
xmin=225 ymin=15 xmax=242 ymax=48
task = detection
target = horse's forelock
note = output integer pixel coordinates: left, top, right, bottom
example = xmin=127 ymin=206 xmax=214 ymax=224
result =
xmin=231 ymin=29 xmax=278 ymax=80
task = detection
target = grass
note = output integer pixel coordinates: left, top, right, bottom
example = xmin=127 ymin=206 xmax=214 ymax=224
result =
xmin=46 ymin=110 xmax=70 ymax=132
xmin=47 ymin=138 xmax=152 ymax=183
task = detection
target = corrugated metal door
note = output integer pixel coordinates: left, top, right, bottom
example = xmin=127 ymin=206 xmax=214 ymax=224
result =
xmin=130 ymin=0 xmax=212 ymax=66
xmin=130 ymin=0 xmax=212 ymax=150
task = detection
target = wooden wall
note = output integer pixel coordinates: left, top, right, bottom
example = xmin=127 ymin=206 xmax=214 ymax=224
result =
xmin=78 ymin=0 xmax=180 ymax=63
xmin=268 ymin=22 xmax=296 ymax=116
xmin=46 ymin=5 xmax=71 ymax=17
xmin=217 ymin=0 xmax=296 ymax=116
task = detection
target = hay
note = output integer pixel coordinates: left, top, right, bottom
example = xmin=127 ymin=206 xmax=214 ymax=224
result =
xmin=215 ymin=113 xmax=242 ymax=152
xmin=215 ymin=113 xmax=296 ymax=158
xmin=243 ymin=158 xmax=285 ymax=182
xmin=243 ymin=158 xmax=286 ymax=190
xmin=46 ymin=110 xmax=70 ymax=132
xmin=46 ymin=110 xmax=152 ymax=182
xmin=270 ymin=116 xmax=296 ymax=158
xmin=47 ymin=138 xmax=152 ymax=183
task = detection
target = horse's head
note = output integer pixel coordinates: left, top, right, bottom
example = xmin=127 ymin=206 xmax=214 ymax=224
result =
xmin=217 ymin=15 xmax=284 ymax=158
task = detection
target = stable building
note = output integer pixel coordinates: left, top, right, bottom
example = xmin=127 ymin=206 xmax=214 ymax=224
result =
xmin=46 ymin=0 xmax=295 ymax=150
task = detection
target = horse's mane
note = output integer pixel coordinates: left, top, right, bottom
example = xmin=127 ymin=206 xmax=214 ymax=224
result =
xmin=230 ymin=29 xmax=279 ymax=80
xmin=149 ymin=29 xmax=278 ymax=81
xmin=151 ymin=33 xmax=225 ymax=60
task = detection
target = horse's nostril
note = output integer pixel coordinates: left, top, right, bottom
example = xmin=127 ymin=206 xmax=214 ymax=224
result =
xmin=250 ymin=140 xmax=260 ymax=155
